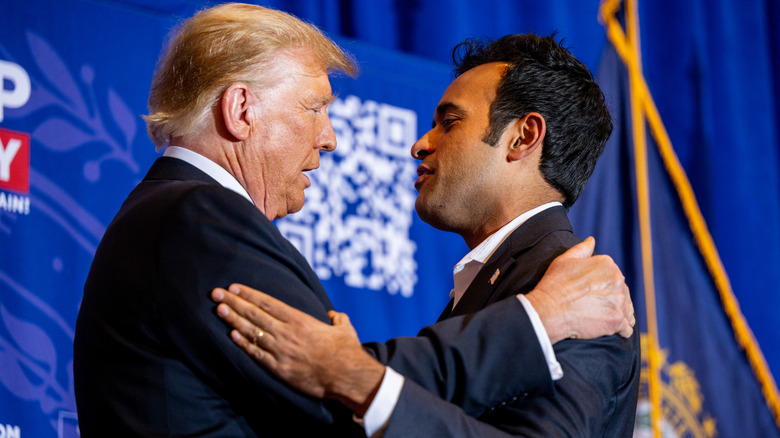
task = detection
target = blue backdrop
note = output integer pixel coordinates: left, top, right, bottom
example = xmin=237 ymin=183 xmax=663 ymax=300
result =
xmin=1 ymin=0 xmax=778 ymax=436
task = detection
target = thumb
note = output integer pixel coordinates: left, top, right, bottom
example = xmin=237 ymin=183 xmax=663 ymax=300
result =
xmin=328 ymin=310 xmax=351 ymax=327
xmin=561 ymin=236 xmax=596 ymax=259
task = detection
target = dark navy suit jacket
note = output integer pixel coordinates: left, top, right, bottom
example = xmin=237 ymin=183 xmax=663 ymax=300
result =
xmin=74 ymin=157 xmax=555 ymax=436
xmin=377 ymin=206 xmax=640 ymax=437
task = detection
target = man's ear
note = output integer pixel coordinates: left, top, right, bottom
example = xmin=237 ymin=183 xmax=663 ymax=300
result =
xmin=221 ymin=83 xmax=253 ymax=141
xmin=506 ymin=112 xmax=546 ymax=162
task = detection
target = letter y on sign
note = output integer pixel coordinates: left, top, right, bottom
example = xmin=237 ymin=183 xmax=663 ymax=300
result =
xmin=0 ymin=128 xmax=30 ymax=194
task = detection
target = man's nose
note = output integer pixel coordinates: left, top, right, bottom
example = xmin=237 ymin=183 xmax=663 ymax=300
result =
xmin=411 ymin=131 xmax=433 ymax=159
xmin=317 ymin=117 xmax=337 ymax=152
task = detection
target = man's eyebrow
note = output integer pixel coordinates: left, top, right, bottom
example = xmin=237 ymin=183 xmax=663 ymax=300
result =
xmin=431 ymin=101 xmax=460 ymax=128
xmin=310 ymin=94 xmax=337 ymax=107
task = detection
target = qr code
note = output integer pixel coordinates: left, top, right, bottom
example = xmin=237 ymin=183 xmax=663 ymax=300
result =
xmin=277 ymin=95 xmax=418 ymax=297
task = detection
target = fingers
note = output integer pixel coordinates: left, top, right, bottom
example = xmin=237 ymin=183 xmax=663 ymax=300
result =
xmin=229 ymin=328 xmax=279 ymax=369
xmin=212 ymin=289 xmax=282 ymax=366
xmin=623 ymin=285 xmax=636 ymax=326
xmin=215 ymin=302 xmax=274 ymax=352
xmin=559 ymin=235 xmax=596 ymax=259
xmin=228 ymin=283 xmax=324 ymax=327
xmin=616 ymin=292 xmax=635 ymax=338
xmin=226 ymin=283 xmax=297 ymax=323
xmin=328 ymin=310 xmax=350 ymax=327
xmin=617 ymin=283 xmax=636 ymax=338
xmin=212 ymin=288 xmax=280 ymax=337
xmin=618 ymin=320 xmax=634 ymax=338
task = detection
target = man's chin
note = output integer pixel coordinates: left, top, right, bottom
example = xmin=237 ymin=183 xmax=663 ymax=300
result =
xmin=414 ymin=199 xmax=436 ymax=225
xmin=286 ymin=197 xmax=306 ymax=216
xmin=415 ymin=191 xmax=435 ymax=212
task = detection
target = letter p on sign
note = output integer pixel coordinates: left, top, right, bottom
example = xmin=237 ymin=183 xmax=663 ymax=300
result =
xmin=0 ymin=59 xmax=31 ymax=123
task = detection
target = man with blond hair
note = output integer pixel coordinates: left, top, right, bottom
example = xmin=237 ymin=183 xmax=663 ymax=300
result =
xmin=74 ymin=3 xmax=633 ymax=436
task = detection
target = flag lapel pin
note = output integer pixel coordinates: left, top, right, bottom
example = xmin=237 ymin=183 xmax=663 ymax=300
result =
xmin=489 ymin=269 xmax=500 ymax=285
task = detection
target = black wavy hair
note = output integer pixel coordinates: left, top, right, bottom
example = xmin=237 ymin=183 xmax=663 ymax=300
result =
xmin=453 ymin=33 xmax=612 ymax=207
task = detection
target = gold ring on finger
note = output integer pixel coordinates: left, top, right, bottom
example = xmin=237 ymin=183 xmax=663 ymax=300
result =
xmin=253 ymin=329 xmax=264 ymax=346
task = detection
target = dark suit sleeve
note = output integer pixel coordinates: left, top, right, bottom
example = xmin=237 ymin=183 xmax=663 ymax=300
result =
xmin=364 ymin=297 xmax=553 ymax=417
xmin=475 ymin=334 xmax=640 ymax=437
xmin=387 ymin=380 xmax=526 ymax=437
xmin=374 ymin=298 xmax=558 ymax=437
xmin=377 ymin=326 xmax=639 ymax=438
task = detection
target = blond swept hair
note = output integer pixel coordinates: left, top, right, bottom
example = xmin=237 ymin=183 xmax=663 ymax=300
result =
xmin=144 ymin=3 xmax=358 ymax=147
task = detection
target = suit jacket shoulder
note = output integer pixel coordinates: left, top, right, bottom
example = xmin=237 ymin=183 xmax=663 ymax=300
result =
xmin=75 ymin=157 xmax=358 ymax=436
xmin=449 ymin=205 xmax=640 ymax=437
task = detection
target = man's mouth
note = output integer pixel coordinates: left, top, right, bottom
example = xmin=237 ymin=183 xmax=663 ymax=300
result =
xmin=302 ymin=167 xmax=316 ymax=187
xmin=415 ymin=164 xmax=433 ymax=190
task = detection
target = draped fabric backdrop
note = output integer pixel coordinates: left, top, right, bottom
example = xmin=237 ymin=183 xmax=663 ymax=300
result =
xmin=0 ymin=0 xmax=778 ymax=436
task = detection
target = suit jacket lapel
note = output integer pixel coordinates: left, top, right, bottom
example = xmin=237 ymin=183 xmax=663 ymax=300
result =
xmin=436 ymin=299 xmax=455 ymax=322
xmin=448 ymin=206 xmax=573 ymax=318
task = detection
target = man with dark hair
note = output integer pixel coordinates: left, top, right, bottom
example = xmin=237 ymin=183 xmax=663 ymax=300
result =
xmin=416 ymin=32 xmax=638 ymax=436
xmin=214 ymin=33 xmax=639 ymax=436
xmin=452 ymin=34 xmax=612 ymax=207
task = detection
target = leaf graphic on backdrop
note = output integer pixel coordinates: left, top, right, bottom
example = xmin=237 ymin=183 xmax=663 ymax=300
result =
xmin=1 ymin=305 xmax=57 ymax=373
xmin=33 ymin=118 xmax=93 ymax=152
xmin=26 ymin=31 xmax=87 ymax=117
xmin=0 ymin=349 xmax=42 ymax=400
xmin=108 ymin=87 xmax=137 ymax=147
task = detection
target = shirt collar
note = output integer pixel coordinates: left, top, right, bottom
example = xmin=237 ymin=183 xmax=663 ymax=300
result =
xmin=450 ymin=201 xmax=562 ymax=306
xmin=163 ymin=146 xmax=254 ymax=205
xmin=456 ymin=201 xmax=562 ymax=268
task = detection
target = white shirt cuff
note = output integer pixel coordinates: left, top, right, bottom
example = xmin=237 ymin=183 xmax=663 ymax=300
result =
xmin=517 ymin=294 xmax=563 ymax=380
xmin=359 ymin=366 xmax=404 ymax=437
